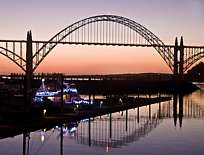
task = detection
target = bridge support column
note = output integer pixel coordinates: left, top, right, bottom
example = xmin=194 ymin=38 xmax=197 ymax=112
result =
xmin=173 ymin=37 xmax=179 ymax=76
xmin=25 ymin=31 xmax=33 ymax=112
xmin=179 ymin=36 xmax=184 ymax=77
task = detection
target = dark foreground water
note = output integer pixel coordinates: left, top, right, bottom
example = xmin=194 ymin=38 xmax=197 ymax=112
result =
xmin=1 ymin=90 xmax=204 ymax=155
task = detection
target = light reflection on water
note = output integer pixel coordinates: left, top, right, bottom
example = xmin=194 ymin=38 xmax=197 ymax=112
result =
xmin=1 ymin=90 xmax=204 ymax=155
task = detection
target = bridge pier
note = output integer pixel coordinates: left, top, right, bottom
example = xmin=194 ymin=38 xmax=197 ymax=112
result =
xmin=173 ymin=37 xmax=184 ymax=77
xmin=179 ymin=36 xmax=184 ymax=77
xmin=25 ymin=31 xmax=33 ymax=112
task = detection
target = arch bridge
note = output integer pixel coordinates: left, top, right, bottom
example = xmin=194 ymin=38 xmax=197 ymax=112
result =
xmin=0 ymin=15 xmax=203 ymax=76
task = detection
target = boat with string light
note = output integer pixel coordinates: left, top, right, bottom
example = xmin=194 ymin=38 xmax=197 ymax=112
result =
xmin=33 ymin=78 xmax=90 ymax=105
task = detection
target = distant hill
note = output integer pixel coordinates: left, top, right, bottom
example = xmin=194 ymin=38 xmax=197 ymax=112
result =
xmin=186 ymin=62 xmax=204 ymax=82
xmin=103 ymin=73 xmax=173 ymax=80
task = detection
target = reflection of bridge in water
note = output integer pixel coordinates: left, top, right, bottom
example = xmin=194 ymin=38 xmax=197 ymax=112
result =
xmin=70 ymin=94 xmax=204 ymax=150
xmin=74 ymin=113 xmax=161 ymax=149
xmin=161 ymin=94 xmax=204 ymax=127
xmin=20 ymin=93 xmax=204 ymax=155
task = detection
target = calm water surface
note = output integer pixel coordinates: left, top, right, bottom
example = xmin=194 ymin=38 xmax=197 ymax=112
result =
xmin=1 ymin=90 xmax=204 ymax=155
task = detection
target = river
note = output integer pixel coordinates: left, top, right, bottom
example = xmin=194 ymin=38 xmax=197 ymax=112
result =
xmin=0 ymin=90 xmax=204 ymax=155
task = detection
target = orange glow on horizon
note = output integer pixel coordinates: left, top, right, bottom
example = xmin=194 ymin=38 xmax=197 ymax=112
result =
xmin=39 ymin=46 xmax=171 ymax=74
xmin=0 ymin=45 xmax=171 ymax=75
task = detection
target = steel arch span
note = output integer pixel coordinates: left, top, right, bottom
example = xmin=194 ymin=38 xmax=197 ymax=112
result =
xmin=0 ymin=47 xmax=26 ymax=72
xmin=184 ymin=49 xmax=204 ymax=72
xmin=33 ymin=15 xmax=173 ymax=72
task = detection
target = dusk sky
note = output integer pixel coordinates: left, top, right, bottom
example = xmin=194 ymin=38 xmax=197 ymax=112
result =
xmin=0 ymin=0 xmax=203 ymax=74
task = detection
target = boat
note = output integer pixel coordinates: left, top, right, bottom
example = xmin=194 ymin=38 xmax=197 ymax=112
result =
xmin=33 ymin=78 xmax=90 ymax=104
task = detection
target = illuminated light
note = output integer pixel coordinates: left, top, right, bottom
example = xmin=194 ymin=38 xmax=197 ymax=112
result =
xmin=73 ymin=98 xmax=90 ymax=105
xmin=35 ymin=91 xmax=59 ymax=97
xmin=42 ymin=78 xmax=45 ymax=82
xmin=43 ymin=109 xmax=47 ymax=116
xmin=76 ymin=105 xmax=79 ymax=108
xmin=63 ymin=88 xmax=78 ymax=93
xmin=106 ymin=143 xmax=109 ymax=153
xmin=43 ymin=128 xmax=46 ymax=132
xmin=1 ymin=76 xmax=5 ymax=79
xmin=81 ymin=118 xmax=89 ymax=122
xmin=100 ymin=101 xmax=103 ymax=108
xmin=33 ymin=96 xmax=44 ymax=103
xmin=40 ymin=130 xmax=46 ymax=142
xmin=69 ymin=88 xmax=78 ymax=93
xmin=33 ymin=81 xmax=89 ymax=105
xmin=69 ymin=127 xmax=77 ymax=133
xmin=41 ymin=134 xmax=45 ymax=142
xmin=48 ymin=96 xmax=54 ymax=100
xmin=62 ymin=127 xmax=77 ymax=133
xmin=2 ymin=76 xmax=10 ymax=79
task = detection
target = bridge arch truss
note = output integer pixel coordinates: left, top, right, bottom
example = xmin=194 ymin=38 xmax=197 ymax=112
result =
xmin=0 ymin=15 xmax=203 ymax=74
xmin=32 ymin=15 xmax=174 ymax=72
xmin=183 ymin=47 xmax=204 ymax=72
xmin=0 ymin=46 xmax=26 ymax=72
